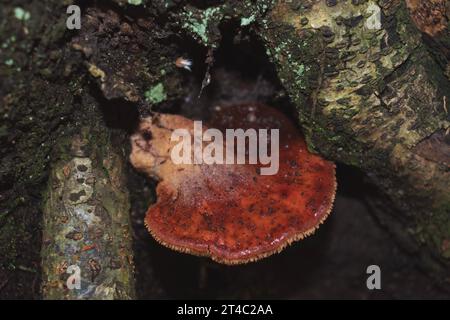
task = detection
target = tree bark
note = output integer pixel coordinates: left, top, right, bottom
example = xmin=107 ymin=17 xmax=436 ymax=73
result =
xmin=256 ymin=0 xmax=450 ymax=281
xmin=41 ymin=128 xmax=135 ymax=299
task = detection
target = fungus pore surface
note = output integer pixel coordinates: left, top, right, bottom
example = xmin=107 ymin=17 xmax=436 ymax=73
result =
xmin=130 ymin=103 xmax=336 ymax=264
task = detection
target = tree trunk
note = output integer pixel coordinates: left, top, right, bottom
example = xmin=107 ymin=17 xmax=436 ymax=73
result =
xmin=257 ymin=0 xmax=450 ymax=282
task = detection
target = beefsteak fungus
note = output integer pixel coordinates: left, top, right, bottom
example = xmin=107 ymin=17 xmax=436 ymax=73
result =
xmin=130 ymin=104 xmax=336 ymax=264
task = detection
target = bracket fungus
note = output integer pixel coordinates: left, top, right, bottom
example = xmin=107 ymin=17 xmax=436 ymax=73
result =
xmin=130 ymin=104 xmax=336 ymax=264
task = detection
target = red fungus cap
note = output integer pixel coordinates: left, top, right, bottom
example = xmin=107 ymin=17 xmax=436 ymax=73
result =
xmin=130 ymin=103 xmax=336 ymax=264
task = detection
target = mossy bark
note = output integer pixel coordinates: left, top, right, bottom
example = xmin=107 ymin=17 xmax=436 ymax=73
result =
xmin=0 ymin=1 xmax=150 ymax=298
xmin=257 ymin=0 xmax=450 ymax=281
xmin=1 ymin=0 xmax=79 ymax=298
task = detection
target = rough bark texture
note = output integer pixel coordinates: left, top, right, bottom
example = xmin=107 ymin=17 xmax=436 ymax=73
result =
xmin=1 ymin=0 xmax=78 ymax=298
xmin=257 ymin=0 xmax=450 ymax=282
xmin=41 ymin=129 xmax=135 ymax=299
xmin=0 ymin=0 xmax=147 ymax=298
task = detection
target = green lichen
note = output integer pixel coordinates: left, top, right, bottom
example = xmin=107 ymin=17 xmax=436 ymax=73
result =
xmin=127 ymin=0 xmax=142 ymax=5
xmin=180 ymin=5 xmax=225 ymax=47
xmin=144 ymin=83 xmax=167 ymax=104
xmin=264 ymin=28 xmax=317 ymax=95
xmin=292 ymin=62 xmax=309 ymax=89
xmin=178 ymin=0 xmax=275 ymax=46
xmin=241 ymin=14 xmax=256 ymax=26
xmin=14 ymin=7 xmax=30 ymax=21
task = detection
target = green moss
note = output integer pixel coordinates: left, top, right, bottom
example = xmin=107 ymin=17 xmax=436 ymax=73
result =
xmin=144 ymin=83 xmax=167 ymax=104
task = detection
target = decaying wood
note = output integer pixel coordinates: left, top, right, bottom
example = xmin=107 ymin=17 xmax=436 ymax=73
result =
xmin=256 ymin=0 xmax=450 ymax=281
xmin=41 ymin=131 xmax=135 ymax=299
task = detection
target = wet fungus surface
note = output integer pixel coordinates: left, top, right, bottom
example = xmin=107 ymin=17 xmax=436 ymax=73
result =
xmin=130 ymin=104 xmax=336 ymax=264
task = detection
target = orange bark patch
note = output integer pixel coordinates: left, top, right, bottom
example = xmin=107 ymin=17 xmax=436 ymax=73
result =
xmin=406 ymin=0 xmax=448 ymax=37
